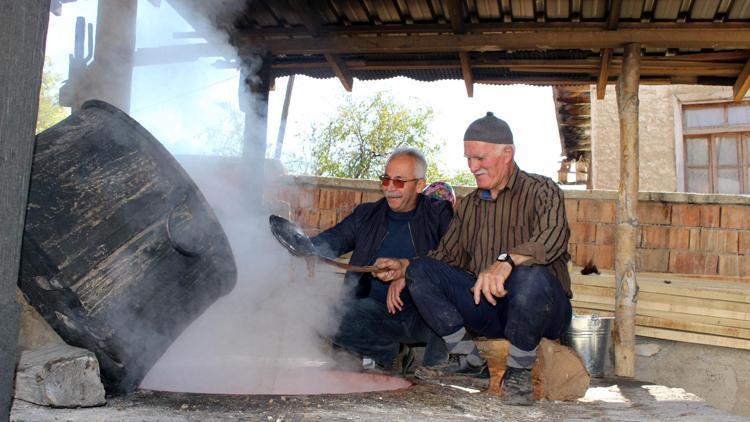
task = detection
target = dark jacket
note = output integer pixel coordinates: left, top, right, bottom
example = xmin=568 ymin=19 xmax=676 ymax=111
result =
xmin=312 ymin=194 xmax=453 ymax=298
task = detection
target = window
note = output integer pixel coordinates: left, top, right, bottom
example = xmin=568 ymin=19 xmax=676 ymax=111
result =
xmin=682 ymin=102 xmax=750 ymax=194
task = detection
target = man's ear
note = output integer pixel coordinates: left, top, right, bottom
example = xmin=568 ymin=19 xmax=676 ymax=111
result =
xmin=503 ymin=145 xmax=514 ymax=163
xmin=416 ymin=178 xmax=427 ymax=192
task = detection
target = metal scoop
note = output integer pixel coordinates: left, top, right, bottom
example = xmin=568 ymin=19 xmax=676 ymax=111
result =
xmin=269 ymin=215 xmax=382 ymax=273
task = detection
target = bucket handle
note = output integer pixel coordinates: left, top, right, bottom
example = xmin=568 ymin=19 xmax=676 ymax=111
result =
xmin=589 ymin=313 xmax=602 ymax=329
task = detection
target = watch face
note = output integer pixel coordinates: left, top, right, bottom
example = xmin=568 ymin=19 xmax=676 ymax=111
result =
xmin=497 ymin=253 xmax=508 ymax=261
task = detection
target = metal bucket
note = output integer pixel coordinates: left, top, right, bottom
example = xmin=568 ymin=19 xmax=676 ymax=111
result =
xmin=562 ymin=314 xmax=614 ymax=378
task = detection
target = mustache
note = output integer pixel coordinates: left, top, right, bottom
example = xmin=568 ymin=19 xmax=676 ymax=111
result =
xmin=473 ymin=169 xmax=488 ymax=176
xmin=384 ymin=192 xmax=402 ymax=198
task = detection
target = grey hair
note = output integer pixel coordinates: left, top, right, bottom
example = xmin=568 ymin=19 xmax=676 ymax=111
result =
xmin=385 ymin=147 xmax=427 ymax=179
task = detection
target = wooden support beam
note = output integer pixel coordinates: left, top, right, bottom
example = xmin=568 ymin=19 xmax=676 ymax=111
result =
xmin=0 ymin=1 xmax=50 ymax=419
xmin=447 ymin=0 xmax=465 ymax=33
xmin=459 ymin=51 xmax=473 ymax=97
xmin=250 ymin=29 xmax=750 ymax=55
xmin=614 ymin=43 xmax=641 ymax=378
xmin=597 ymin=48 xmax=613 ymax=99
xmin=733 ymin=55 xmax=750 ymax=101
xmin=597 ymin=0 xmax=622 ymax=100
xmin=324 ymin=53 xmax=354 ymax=91
xmin=607 ymin=0 xmax=623 ymax=30
xmin=240 ymin=52 xmax=272 ymax=209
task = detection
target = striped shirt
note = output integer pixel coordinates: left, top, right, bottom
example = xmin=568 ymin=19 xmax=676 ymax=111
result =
xmin=428 ymin=164 xmax=572 ymax=296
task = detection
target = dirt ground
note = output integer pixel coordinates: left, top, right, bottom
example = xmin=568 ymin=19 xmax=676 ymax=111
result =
xmin=10 ymin=376 xmax=747 ymax=421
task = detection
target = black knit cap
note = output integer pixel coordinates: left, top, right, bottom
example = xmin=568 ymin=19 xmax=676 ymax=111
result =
xmin=463 ymin=112 xmax=513 ymax=144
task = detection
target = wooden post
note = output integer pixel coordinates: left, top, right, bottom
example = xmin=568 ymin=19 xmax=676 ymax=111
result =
xmin=239 ymin=52 xmax=272 ymax=209
xmin=0 ymin=0 xmax=50 ymax=418
xmin=89 ymin=0 xmax=138 ymax=112
xmin=614 ymin=43 xmax=641 ymax=378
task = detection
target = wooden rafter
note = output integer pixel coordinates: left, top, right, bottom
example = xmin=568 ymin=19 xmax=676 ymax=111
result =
xmin=248 ymin=29 xmax=750 ymax=55
xmin=597 ymin=0 xmax=623 ymax=100
xmin=280 ymin=0 xmax=353 ymax=91
xmin=459 ymin=51 xmax=473 ymax=97
xmin=733 ymin=56 xmax=750 ymax=101
xmin=324 ymin=53 xmax=354 ymax=91
xmin=446 ymin=0 xmax=465 ymax=33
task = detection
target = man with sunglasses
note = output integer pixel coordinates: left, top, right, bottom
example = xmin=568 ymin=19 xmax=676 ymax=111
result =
xmin=311 ymin=148 xmax=454 ymax=374
xmin=374 ymin=113 xmax=572 ymax=405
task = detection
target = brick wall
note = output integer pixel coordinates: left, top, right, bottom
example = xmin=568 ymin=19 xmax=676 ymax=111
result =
xmin=266 ymin=175 xmax=750 ymax=277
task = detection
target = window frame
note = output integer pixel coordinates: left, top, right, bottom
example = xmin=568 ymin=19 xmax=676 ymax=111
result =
xmin=681 ymin=102 xmax=750 ymax=194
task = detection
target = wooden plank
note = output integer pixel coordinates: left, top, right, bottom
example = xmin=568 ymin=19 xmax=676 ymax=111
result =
xmin=635 ymin=327 xmax=750 ymax=350
xmin=572 ymin=289 xmax=750 ymax=321
xmin=459 ymin=51 xmax=473 ymax=97
xmin=596 ymin=48 xmax=612 ymax=99
xmin=733 ymin=57 xmax=750 ymax=102
xmin=446 ymin=0 xmax=465 ymax=33
xmin=0 ymin=1 xmax=50 ymax=418
xmin=250 ymin=29 xmax=750 ymax=55
xmin=614 ymin=42 xmax=640 ymax=378
xmin=324 ymin=53 xmax=354 ymax=91
xmin=572 ymin=301 xmax=750 ymax=330
xmin=572 ymin=274 xmax=750 ymax=303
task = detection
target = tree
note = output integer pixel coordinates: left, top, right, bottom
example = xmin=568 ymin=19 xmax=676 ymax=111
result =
xmin=298 ymin=91 xmax=475 ymax=186
xmin=36 ymin=58 xmax=69 ymax=133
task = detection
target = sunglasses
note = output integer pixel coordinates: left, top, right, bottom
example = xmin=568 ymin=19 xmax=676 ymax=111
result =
xmin=379 ymin=175 xmax=422 ymax=188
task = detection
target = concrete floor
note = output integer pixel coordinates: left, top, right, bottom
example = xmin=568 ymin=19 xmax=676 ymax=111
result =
xmin=10 ymin=377 xmax=748 ymax=421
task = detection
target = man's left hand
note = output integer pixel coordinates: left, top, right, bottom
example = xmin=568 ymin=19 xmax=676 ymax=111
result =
xmin=386 ymin=278 xmax=406 ymax=314
xmin=471 ymin=261 xmax=513 ymax=306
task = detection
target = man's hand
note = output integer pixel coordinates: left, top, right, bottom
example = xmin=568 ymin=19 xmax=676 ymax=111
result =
xmin=373 ymin=258 xmax=409 ymax=282
xmin=386 ymin=278 xmax=407 ymax=314
xmin=471 ymin=261 xmax=513 ymax=306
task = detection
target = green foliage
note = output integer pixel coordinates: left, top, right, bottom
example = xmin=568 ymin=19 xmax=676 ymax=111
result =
xmin=309 ymin=92 xmax=436 ymax=179
xmin=36 ymin=58 xmax=69 ymax=133
xmin=300 ymin=91 xmax=476 ymax=187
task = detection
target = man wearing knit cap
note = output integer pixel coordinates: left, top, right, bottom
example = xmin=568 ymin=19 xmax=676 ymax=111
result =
xmin=373 ymin=112 xmax=572 ymax=405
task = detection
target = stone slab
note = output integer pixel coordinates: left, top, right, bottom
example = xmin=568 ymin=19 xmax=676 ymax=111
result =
xmin=14 ymin=344 xmax=106 ymax=408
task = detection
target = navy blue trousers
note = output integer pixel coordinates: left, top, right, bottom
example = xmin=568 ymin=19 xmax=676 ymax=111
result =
xmin=406 ymin=257 xmax=572 ymax=351
xmin=333 ymin=297 xmax=447 ymax=367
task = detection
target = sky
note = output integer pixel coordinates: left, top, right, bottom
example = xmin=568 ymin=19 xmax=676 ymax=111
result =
xmin=44 ymin=0 xmax=565 ymax=180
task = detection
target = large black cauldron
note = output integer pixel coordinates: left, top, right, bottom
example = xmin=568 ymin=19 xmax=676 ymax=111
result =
xmin=19 ymin=100 xmax=237 ymax=394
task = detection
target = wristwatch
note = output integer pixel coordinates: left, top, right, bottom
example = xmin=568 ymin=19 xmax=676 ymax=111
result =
xmin=497 ymin=253 xmax=515 ymax=269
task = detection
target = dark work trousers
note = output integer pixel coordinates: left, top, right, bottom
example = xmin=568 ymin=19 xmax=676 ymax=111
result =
xmin=333 ymin=297 xmax=448 ymax=367
xmin=406 ymin=257 xmax=572 ymax=351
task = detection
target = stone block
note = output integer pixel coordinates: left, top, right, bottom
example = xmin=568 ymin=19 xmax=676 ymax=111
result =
xmin=569 ymin=222 xmax=596 ymax=244
xmin=636 ymin=249 xmax=669 ymax=272
xmin=565 ymin=199 xmax=578 ymax=223
xmin=297 ymin=187 xmax=319 ymax=209
xmin=16 ymin=288 xmax=64 ymax=352
xmin=576 ymin=244 xmax=614 ymax=269
xmin=478 ymin=338 xmax=589 ymax=401
xmin=700 ymin=205 xmax=721 ymax=228
xmin=578 ymin=200 xmax=616 ymax=223
xmin=669 ymin=251 xmax=719 ymax=275
xmin=14 ymin=344 xmax=105 ymax=408
xmin=718 ymin=255 xmax=750 ymax=277
xmin=740 ymin=232 xmax=750 ymax=255
xmin=317 ymin=209 xmax=337 ymax=230
xmin=721 ymin=206 xmax=750 ymax=230
xmin=595 ymin=224 xmax=615 ymax=245
xmin=361 ymin=191 xmax=382 ymax=203
xmin=317 ymin=188 xmax=338 ymax=210
xmin=670 ymin=204 xmax=701 ymax=227
xmin=698 ymin=229 xmax=739 ymax=254
xmin=640 ymin=226 xmax=689 ymax=250
xmin=638 ymin=202 xmax=671 ymax=225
